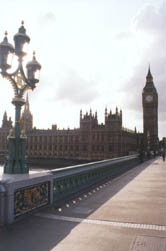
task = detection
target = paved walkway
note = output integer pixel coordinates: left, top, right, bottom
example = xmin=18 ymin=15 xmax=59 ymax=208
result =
xmin=1 ymin=157 xmax=166 ymax=251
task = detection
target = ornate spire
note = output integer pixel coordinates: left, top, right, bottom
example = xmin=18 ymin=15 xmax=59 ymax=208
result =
xmin=25 ymin=93 xmax=30 ymax=111
xmin=105 ymin=107 xmax=107 ymax=117
xmin=80 ymin=109 xmax=82 ymax=120
xmin=95 ymin=111 xmax=97 ymax=119
xmin=21 ymin=93 xmax=33 ymax=131
xmin=2 ymin=111 xmax=12 ymax=129
xmin=3 ymin=111 xmax=7 ymax=121
xmin=135 ymin=126 xmax=137 ymax=133
xmin=146 ymin=65 xmax=153 ymax=83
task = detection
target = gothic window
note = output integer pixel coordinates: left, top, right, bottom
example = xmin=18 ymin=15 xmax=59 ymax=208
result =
xmin=76 ymin=145 xmax=79 ymax=151
xmin=44 ymin=137 xmax=47 ymax=144
xmin=83 ymin=145 xmax=87 ymax=152
xmin=75 ymin=136 xmax=79 ymax=142
xmin=64 ymin=136 xmax=67 ymax=143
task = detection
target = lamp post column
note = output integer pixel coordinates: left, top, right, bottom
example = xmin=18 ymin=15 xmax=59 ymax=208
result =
xmin=13 ymin=98 xmax=24 ymax=138
xmin=0 ymin=22 xmax=41 ymax=174
xmin=4 ymin=98 xmax=27 ymax=174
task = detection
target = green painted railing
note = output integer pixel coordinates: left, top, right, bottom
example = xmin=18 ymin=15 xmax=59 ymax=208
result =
xmin=52 ymin=155 xmax=140 ymax=204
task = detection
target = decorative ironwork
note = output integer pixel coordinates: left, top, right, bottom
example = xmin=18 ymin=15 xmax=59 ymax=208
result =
xmin=14 ymin=181 xmax=50 ymax=217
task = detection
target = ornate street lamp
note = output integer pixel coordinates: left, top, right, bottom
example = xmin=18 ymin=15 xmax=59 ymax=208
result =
xmin=0 ymin=22 xmax=41 ymax=174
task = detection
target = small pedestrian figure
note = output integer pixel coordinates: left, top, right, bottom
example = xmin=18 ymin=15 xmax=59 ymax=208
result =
xmin=139 ymin=150 xmax=145 ymax=163
xmin=162 ymin=151 xmax=165 ymax=162
xmin=153 ymin=151 xmax=156 ymax=158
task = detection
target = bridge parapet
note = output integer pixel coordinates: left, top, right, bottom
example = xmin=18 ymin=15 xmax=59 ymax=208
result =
xmin=0 ymin=154 xmax=140 ymax=225
xmin=51 ymin=155 xmax=139 ymax=204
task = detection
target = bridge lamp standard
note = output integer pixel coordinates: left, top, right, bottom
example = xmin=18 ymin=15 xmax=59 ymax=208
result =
xmin=0 ymin=22 xmax=41 ymax=174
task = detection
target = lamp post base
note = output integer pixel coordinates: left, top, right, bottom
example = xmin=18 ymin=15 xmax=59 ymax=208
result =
xmin=4 ymin=134 xmax=29 ymax=174
xmin=4 ymin=157 xmax=28 ymax=174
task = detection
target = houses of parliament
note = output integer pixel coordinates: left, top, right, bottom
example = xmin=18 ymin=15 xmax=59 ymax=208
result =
xmin=0 ymin=68 xmax=158 ymax=161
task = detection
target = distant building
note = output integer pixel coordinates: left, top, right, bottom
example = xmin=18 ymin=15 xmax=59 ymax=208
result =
xmin=0 ymin=95 xmax=138 ymax=160
xmin=0 ymin=111 xmax=12 ymax=156
xmin=0 ymin=67 xmax=158 ymax=161
xmin=142 ymin=67 xmax=158 ymax=151
xmin=21 ymin=94 xmax=33 ymax=132
xmin=26 ymin=109 xmax=138 ymax=160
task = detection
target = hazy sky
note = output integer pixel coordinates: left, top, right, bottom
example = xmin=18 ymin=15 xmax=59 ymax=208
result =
xmin=0 ymin=0 xmax=165 ymax=138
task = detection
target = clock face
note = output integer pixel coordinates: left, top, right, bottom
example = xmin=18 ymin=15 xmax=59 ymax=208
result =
xmin=145 ymin=95 xmax=153 ymax=102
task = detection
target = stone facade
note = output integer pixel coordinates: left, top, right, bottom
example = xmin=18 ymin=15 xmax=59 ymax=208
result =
xmin=25 ymin=113 xmax=137 ymax=160
xmin=0 ymin=96 xmax=138 ymax=160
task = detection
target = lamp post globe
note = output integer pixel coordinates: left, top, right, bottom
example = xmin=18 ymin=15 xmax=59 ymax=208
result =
xmin=14 ymin=21 xmax=30 ymax=58
xmin=26 ymin=51 xmax=41 ymax=89
xmin=0 ymin=22 xmax=41 ymax=174
xmin=0 ymin=32 xmax=14 ymax=72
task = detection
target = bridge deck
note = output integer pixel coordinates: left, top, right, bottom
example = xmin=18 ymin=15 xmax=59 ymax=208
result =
xmin=1 ymin=157 xmax=166 ymax=251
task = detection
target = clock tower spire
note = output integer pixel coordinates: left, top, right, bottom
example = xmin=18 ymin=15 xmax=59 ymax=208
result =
xmin=142 ymin=66 xmax=158 ymax=151
xmin=146 ymin=65 xmax=153 ymax=84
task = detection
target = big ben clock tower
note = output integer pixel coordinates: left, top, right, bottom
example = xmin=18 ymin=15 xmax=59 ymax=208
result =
xmin=142 ymin=67 xmax=158 ymax=151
